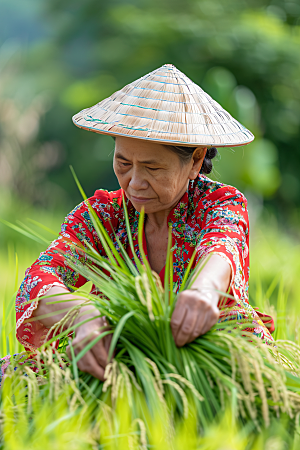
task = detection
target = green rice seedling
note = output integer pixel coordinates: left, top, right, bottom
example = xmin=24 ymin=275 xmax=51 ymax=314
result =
xmin=33 ymin=176 xmax=300 ymax=434
xmin=0 ymin=245 xmax=23 ymax=358
xmin=3 ymin=174 xmax=300 ymax=447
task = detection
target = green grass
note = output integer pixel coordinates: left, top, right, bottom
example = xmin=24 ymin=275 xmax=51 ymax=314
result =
xmin=0 ymin=244 xmax=58 ymax=358
xmin=249 ymin=218 xmax=300 ymax=344
xmin=0 ymin=244 xmax=37 ymax=358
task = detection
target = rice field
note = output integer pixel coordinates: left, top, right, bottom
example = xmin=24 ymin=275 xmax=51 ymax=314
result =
xmin=1 ymin=205 xmax=300 ymax=449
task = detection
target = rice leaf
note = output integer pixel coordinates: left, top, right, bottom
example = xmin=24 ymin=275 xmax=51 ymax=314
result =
xmin=0 ymin=219 xmax=45 ymax=244
xmin=27 ymin=218 xmax=58 ymax=237
xmin=68 ymin=339 xmax=79 ymax=385
xmin=108 ymin=310 xmax=137 ymax=360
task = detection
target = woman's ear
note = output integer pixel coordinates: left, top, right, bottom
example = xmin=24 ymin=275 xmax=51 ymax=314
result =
xmin=188 ymin=147 xmax=207 ymax=180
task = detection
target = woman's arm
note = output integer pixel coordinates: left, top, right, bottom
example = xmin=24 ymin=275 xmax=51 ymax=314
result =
xmin=16 ymin=190 xmax=117 ymax=353
xmin=32 ymin=286 xmax=111 ymax=380
xmin=170 ymin=254 xmax=231 ymax=347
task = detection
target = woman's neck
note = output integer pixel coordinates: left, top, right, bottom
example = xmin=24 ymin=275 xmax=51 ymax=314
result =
xmin=144 ymin=211 xmax=170 ymax=274
xmin=145 ymin=210 xmax=171 ymax=232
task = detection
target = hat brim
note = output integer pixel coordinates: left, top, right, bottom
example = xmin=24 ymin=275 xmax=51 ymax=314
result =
xmin=72 ymin=116 xmax=254 ymax=148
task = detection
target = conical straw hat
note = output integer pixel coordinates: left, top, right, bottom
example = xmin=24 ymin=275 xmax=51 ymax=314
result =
xmin=72 ymin=64 xmax=254 ymax=147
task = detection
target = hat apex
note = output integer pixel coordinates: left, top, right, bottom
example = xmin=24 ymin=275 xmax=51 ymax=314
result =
xmin=72 ymin=64 xmax=254 ymax=148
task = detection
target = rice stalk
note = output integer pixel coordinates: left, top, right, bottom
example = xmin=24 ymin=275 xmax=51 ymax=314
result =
xmin=3 ymin=175 xmax=300 ymax=445
xmin=162 ymin=379 xmax=189 ymax=418
xmin=57 ymin=221 xmax=300 ymax=428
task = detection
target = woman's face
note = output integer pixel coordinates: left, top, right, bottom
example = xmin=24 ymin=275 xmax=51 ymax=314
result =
xmin=113 ymin=137 xmax=206 ymax=214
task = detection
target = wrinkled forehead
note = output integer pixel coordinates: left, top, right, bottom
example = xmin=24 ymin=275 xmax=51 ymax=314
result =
xmin=113 ymin=136 xmax=176 ymax=163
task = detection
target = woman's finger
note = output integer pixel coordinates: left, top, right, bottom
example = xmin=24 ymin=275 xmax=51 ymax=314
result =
xmin=170 ymin=303 xmax=188 ymax=343
xmin=74 ymin=329 xmax=110 ymax=369
xmin=186 ymin=312 xmax=207 ymax=343
xmin=104 ymin=333 xmax=113 ymax=356
xmin=91 ymin=335 xmax=109 ymax=368
xmin=77 ymin=349 xmax=105 ymax=381
xmin=174 ymin=308 xmax=198 ymax=347
xmin=66 ymin=335 xmax=108 ymax=379
xmin=187 ymin=305 xmax=220 ymax=343
xmin=201 ymin=306 xmax=220 ymax=335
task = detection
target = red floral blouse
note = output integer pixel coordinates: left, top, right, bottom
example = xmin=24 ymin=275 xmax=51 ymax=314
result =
xmin=15 ymin=174 xmax=274 ymax=351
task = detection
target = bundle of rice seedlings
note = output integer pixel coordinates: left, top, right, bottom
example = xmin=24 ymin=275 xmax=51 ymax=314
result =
xmin=40 ymin=176 xmax=300 ymax=433
xmin=3 ymin=173 xmax=300 ymax=444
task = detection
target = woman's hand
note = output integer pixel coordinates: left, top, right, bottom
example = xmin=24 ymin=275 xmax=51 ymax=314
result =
xmin=171 ymin=254 xmax=231 ymax=347
xmin=66 ymin=306 xmax=112 ymax=381
xmin=170 ymin=289 xmax=220 ymax=347
xmin=32 ymin=286 xmax=112 ymax=380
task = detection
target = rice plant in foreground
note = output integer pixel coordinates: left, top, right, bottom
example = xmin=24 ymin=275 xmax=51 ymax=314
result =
xmin=2 ymin=349 xmax=300 ymax=450
xmin=2 ymin=175 xmax=300 ymax=448
xmin=33 ymin=176 xmax=300 ymax=434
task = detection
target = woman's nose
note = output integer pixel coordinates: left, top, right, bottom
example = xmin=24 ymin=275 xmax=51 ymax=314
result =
xmin=128 ymin=168 xmax=148 ymax=190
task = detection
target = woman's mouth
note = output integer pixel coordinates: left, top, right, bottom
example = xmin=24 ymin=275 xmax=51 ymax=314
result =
xmin=130 ymin=195 xmax=153 ymax=203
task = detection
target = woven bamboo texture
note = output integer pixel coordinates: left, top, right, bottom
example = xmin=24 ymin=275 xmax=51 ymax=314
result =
xmin=72 ymin=64 xmax=254 ymax=147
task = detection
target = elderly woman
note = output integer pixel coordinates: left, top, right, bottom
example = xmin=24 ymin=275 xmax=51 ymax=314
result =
xmin=15 ymin=64 xmax=274 ymax=381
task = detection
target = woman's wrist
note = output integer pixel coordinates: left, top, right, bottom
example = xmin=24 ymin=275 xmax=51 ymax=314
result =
xmin=190 ymin=254 xmax=232 ymax=308
xmin=189 ymin=285 xmax=220 ymax=307
xmin=32 ymin=286 xmax=88 ymax=327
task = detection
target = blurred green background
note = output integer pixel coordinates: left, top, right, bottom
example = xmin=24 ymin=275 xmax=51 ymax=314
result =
xmin=1 ymin=0 xmax=300 ymax=341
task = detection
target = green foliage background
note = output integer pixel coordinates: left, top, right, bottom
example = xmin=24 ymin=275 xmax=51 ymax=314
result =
xmin=0 ymin=0 xmax=300 ymax=322
xmin=1 ymin=0 xmax=300 ymax=216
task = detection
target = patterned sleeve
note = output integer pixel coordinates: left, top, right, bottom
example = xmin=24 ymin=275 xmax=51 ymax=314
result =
xmin=194 ymin=186 xmax=250 ymax=303
xmin=15 ymin=190 xmax=119 ymax=351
